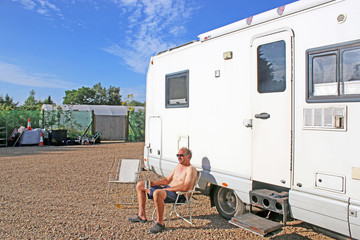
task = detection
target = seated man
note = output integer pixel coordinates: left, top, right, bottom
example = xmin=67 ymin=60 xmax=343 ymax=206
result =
xmin=128 ymin=147 xmax=198 ymax=234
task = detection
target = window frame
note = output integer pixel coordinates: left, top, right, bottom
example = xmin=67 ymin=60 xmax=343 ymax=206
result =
xmin=165 ymin=70 xmax=189 ymax=108
xmin=306 ymin=40 xmax=360 ymax=103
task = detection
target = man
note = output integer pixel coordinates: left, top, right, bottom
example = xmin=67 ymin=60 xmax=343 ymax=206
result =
xmin=128 ymin=147 xmax=198 ymax=234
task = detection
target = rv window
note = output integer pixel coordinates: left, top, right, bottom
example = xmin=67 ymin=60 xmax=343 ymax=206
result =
xmin=165 ymin=70 xmax=189 ymax=108
xmin=307 ymin=41 xmax=360 ymax=102
xmin=342 ymin=48 xmax=360 ymax=95
xmin=257 ymin=40 xmax=286 ymax=93
xmin=311 ymin=54 xmax=338 ymax=97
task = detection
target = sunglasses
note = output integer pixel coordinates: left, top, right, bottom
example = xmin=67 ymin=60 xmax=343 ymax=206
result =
xmin=176 ymin=154 xmax=185 ymax=157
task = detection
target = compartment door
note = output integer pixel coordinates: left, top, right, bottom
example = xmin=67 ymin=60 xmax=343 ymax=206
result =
xmin=251 ymin=30 xmax=293 ymax=188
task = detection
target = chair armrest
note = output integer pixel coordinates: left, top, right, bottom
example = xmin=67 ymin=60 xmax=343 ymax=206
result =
xmin=176 ymin=190 xmax=195 ymax=194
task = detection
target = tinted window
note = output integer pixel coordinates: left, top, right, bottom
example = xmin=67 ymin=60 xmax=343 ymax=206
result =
xmin=165 ymin=70 xmax=189 ymax=108
xmin=257 ymin=40 xmax=286 ymax=93
xmin=311 ymin=54 xmax=337 ymax=97
xmin=342 ymin=48 xmax=360 ymax=95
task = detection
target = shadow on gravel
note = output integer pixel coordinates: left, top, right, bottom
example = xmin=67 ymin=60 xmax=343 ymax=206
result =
xmin=271 ymin=233 xmax=312 ymax=239
xmin=166 ymin=214 xmax=235 ymax=231
xmin=167 ymin=213 xmax=321 ymax=240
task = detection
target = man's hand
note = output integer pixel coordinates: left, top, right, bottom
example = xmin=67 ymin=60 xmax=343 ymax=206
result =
xmin=150 ymin=178 xmax=170 ymax=187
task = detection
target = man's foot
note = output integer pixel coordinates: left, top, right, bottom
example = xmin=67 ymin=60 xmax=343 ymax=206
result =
xmin=128 ymin=215 xmax=147 ymax=223
xmin=149 ymin=222 xmax=165 ymax=234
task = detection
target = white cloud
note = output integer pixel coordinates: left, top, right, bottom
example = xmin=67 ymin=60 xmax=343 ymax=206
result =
xmin=36 ymin=8 xmax=48 ymax=15
xmin=12 ymin=0 xmax=197 ymax=74
xmin=105 ymin=0 xmax=197 ymax=73
xmin=12 ymin=0 xmax=63 ymax=18
xmin=0 ymin=62 xmax=73 ymax=89
xmin=14 ymin=0 xmax=36 ymax=10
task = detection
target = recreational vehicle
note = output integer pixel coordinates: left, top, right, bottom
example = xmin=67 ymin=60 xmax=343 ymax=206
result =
xmin=143 ymin=0 xmax=360 ymax=238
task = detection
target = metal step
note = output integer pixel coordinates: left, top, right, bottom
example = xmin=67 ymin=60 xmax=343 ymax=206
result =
xmin=229 ymin=213 xmax=282 ymax=236
xmin=249 ymin=189 xmax=289 ymax=226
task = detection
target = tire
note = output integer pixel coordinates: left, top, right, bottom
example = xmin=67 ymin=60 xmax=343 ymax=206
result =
xmin=213 ymin=186 xmax=246 ymax=220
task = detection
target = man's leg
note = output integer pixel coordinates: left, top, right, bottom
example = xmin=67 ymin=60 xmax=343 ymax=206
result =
xmin=136 ymin=181 xmax=150 ymax=220
xmin=152 ymin=189 xmax=167 ymax=225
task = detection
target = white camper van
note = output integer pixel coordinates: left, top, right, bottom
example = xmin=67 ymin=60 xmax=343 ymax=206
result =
xmin=143 ymin=0 xmax=360 ymax=238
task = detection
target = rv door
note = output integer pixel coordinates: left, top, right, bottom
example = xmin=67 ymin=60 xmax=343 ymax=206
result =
xmin=251 ymin=30 xmax=293 ymax=188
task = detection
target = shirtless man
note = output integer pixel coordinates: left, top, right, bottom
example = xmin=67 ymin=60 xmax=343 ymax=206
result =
xmin=128 ymin=147 xmax=198 ymax=234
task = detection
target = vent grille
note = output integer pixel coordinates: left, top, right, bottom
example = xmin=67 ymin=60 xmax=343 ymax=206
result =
xmin=303 ymin=106 xmax=346 ymax=130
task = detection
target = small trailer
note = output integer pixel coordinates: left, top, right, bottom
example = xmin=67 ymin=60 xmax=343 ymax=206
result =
xmin=143 ymin=0 xmax=360 ymax=238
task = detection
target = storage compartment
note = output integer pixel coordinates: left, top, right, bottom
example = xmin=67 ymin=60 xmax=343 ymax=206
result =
xmin=315 ymin=172 xmax=345 ymax=193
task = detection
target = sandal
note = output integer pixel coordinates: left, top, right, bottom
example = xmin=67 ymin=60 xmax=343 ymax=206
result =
xmin=149 ymin=222 xmax=165 ymax=234
xmin=128 ymin=215 xmax=147 ymax=223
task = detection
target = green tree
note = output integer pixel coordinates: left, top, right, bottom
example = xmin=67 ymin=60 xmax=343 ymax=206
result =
xmin=63 ymin=87 xmax=95 ymax=105
xmin=107 ymin=86 xmax=122 ymax=105
xmin=128 ymin=100 xmax=144 ymax=106
xmin=21 ymin=90 xmax=42 ymax=110
xmin=93 ymin=83 xmax=107 ymax=104
xmin=122 ymin=94 xmax=144 ymax=106
xmin=63 ymin=82 xmax=122 ymax=105
xmin=0 ymin=94 xmax=18 ymax=110
xmin=43 ymin=96 xmax=54 ymax=104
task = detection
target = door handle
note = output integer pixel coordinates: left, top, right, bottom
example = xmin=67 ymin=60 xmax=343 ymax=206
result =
xmin=255 ymin=112 xmax=270 ymax=119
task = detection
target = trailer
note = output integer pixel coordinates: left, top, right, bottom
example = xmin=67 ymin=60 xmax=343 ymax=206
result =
xmin=143 ymin=0 xmax=360 ymax=238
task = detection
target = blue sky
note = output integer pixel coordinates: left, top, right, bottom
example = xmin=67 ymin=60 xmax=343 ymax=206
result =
xmin=0 ymin=0 xmax=297 ymax=105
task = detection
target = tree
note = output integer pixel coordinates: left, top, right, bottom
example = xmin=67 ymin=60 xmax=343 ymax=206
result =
xmin=128 ymin=100 xmax=144 ymax=106
xmin=107 ymin=86 xmax=122 ymax=105
xmin=43 ymin=96 xmax=54 ymax=104
xmin=92 ymin=83 xmax=107 ymax=105
xmin=21 ymin=90 xmax=42 ymax=110
xmin=63 ymin=87 xmax=95 ymax=105
xmin=0 ymin=94 xmax=18 ymax=110
xmin=63 ymin=82 xmax=122 ymax=105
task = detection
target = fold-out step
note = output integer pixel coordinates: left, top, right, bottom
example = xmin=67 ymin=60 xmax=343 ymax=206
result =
xmin=229 ymin=213 xmax=282 ymax=236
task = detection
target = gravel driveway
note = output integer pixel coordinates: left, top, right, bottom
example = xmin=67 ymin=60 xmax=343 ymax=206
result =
xmin=0 ymin=142 xmax=334 ymax=239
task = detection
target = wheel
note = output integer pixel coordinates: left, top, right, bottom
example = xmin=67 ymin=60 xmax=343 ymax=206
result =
xmin=213 ymin=186 xmax=246 ymax=220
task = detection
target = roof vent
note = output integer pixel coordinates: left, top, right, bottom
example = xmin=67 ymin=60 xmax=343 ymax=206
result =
xmin=337 ymin=13 xmax=347 ymax=24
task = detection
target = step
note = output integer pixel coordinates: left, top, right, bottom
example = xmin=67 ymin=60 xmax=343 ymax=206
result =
xmin=229 ymin=213 xmax=282 ymax=236
xmin=249 ymin=189 xmax=289 ymax=225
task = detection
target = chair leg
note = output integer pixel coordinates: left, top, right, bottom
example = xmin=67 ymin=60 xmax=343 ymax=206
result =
xmin=188 ymin=202 xmax=192 ymax=224
xmin=152 ymin=208 xmax=157 ymax=222
xmin=167 ymin=202 xmax=178 ymax=226
xmin=174 ymin=202 xmax=192 ymax=225
xmin=131 ymin=182 xmax=136 ymax=204
xmin=107 ymin=180 xmax=111 ymax=202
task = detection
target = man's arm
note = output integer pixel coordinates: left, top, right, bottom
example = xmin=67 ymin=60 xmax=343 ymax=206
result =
xmin=150 ymin=167 xmax=175 ymax=186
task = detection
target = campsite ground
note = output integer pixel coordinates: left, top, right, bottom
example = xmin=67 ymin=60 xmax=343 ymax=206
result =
xmin=0 ymin=142 xmax=334 ymax=239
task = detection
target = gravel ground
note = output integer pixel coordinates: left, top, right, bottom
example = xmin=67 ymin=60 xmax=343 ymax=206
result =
xmin=0 ymin=142 xmax=335 ymax=239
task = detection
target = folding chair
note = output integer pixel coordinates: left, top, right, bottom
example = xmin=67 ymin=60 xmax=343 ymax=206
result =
xmin=89 ymin=132 xmax=102 ymax=144
xmin=152 ymin=171 xmax=201 ymax=226
xmin=107 ymin=159 xmax=141 ymax=204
